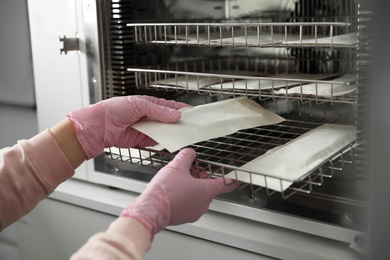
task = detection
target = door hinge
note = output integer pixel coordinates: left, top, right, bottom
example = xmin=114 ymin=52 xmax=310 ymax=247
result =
xmin=59 ymin=35 xmax=80 ymax=55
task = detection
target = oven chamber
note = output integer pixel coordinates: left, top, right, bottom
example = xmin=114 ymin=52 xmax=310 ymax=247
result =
xmin=83 ymin=0 xmax=369 ymax=246
xmin=34 ymin=0 xmax=371 ymax=255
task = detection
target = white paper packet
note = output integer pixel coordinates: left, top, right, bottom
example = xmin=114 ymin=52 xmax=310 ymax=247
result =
xmin=148 ymin=70 xmax=261 ymax=91
xmin=132 ymin=98 xmax=285 ymax=152
xmin=207 ymin=33 xmax=306 ymax=46
xmin=148 ymin=32 xmax=357 ymax=47
xmin=275 ymin=74 xmax=357 ymax=97
xmin=206 ymin=73 xmax=336 ymax=91
xmin=149 ymin=75 xmax=223 ymax=91
xmin=225 ymin=123 xmax=357 ymax=192
xmin=282 ymin=33 xmax=358 ymax=47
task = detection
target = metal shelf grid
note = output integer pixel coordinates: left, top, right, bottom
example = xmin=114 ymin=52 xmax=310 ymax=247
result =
xmin=105 ymin=119 xmax=356 ymax=199
xmin=130 ymin=68 xmax=358 ymax=104
xmin=128 ymin=56 xmax=358 ymax=105
xmin=126 ymin=22 xmax=356 ymax=48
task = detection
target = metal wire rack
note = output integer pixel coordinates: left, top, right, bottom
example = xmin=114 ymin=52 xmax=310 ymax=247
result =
xmin=126 ymin=22 xmax=357 ymax=48
xmin=105 ymin=120 xmax=356 ymax=199
xmin=128 ymin=57 xmax=358 ymax=105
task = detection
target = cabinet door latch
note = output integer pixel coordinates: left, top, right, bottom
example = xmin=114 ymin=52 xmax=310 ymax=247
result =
xmin=59 ymin=36 xmax=80 ymax=55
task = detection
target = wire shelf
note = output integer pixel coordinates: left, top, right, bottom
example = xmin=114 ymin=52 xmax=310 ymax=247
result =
xmin=105 ymin=120 xmax=357 ymax=199
xmin=126 ymin=22 xmax=357 ymax=48
xmin=128 ymin=57 xmax=358 ymax=105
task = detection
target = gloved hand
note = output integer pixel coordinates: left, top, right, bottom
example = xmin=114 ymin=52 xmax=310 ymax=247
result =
xmin=67 ymin=95 xmax=190 ymax=159
xmin=120 ymin=148 xmax=238 ymax=239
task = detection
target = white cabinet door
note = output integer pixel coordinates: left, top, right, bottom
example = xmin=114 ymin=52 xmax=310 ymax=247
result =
xmin=16 ymin=198 xmax=271 ymax=260
xmin=16 ymin=199 xmax=116 ymax=260
xmin=27 ymin=0 xmax=83 ymax=131
xmin=27 ymin=0 xmax=88 ymax=179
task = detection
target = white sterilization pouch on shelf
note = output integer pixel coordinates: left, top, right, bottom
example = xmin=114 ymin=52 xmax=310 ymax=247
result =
xmin=275 ymin=74 xmax=357 ymax=97
xmin=282 ymin=32 xmax=358 ymax=47
xmin=225 ymin=123 xmax=357 ymax=192
xmin=205 ymin=73 xmax=336 ymax=91
xmin=132 ymin=98 xmax=285 ymax=152
xmin=207 ymin=33 xmax=305 ymax=46
xmin=148 ymin=70 xmax=261 ymax=91
xmin=149 ymin=75 xmax=223 ymax=91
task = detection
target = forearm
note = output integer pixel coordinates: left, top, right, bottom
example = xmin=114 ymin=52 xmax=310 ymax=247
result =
xmin=71 ymin=217 xmax=151 ymax=260
xmin=107 ymin=217 xmax=152 ymax=255
xmin=50 ymin=118 xmax=86 ymax=169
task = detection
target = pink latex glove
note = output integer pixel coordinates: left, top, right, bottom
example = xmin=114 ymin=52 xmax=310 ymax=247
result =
xmin=67 ymin=95 xmax=190 ymax=159
xmin=120 ymin=148 xmax=238 ymax=239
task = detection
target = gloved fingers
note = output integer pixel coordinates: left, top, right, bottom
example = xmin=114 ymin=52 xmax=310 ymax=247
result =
xmin=140 ymin=95 xmax=192 ymax=110
xmin=166 ymin=148 xmax=196 ymax=173
xmin=132 ymin=97 xmax=182 ymax=123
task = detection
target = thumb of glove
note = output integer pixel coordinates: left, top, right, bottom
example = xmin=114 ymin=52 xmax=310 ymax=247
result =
xmin=164 ymin=148 xmax=196 ymax=173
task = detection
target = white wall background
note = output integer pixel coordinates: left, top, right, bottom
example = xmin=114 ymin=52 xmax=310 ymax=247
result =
xmin=0 ymin=0 xmax=35 ymax=107
xmin=0 ymin=1 xmax=38 ymax=259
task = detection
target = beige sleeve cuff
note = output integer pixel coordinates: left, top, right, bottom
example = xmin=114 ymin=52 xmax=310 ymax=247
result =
xmin=20 ymin=129 xmax=75 ymax=193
